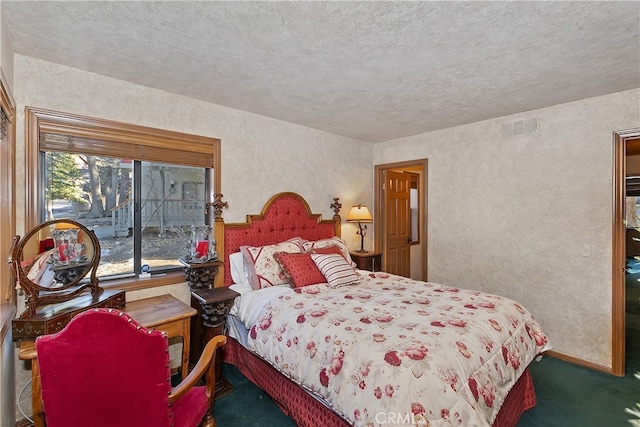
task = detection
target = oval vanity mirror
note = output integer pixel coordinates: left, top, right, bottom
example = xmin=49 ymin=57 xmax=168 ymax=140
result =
xmin=11 ymin=218 xmax=102 ymax=317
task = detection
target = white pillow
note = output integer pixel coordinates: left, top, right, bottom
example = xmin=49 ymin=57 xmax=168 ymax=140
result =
xmin=240 ymin=240 xmax=302 ymax=289
xmin=229 ymin=251 xmax=250 ymax=287
xmin=311 ymin=253 xmax=362 ymax=288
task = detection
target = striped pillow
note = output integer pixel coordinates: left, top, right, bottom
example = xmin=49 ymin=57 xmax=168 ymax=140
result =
xmin=311 ymin=253 xmax=362 ymax=288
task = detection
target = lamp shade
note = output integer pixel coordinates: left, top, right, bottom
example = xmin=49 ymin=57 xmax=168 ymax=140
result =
xmin=346 ymin=205 xmax=372 ymax=222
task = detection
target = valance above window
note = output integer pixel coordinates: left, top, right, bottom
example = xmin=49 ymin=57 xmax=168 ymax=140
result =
xmin=33 ymin=108 xmax=218 ymax=168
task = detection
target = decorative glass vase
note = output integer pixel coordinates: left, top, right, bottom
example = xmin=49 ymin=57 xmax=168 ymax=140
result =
xmin=188 ymin=225 xmax=213 ymax=262
xmin=52 ymin=228 xmax=79 ymax=265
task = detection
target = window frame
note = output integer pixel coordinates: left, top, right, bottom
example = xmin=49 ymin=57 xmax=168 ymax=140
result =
xmin=26 ymin=107 xmax=221 ymax=291
xmin=0 ymin=73 xmax=17 ymax=339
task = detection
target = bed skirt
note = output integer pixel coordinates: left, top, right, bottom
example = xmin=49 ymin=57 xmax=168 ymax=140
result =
xmin=223 ymin=336 xmax=537 ymax=426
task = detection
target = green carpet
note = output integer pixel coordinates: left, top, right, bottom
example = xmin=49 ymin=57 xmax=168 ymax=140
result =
xmin=519 ymin=357 xmax=639 ymax=427
xmin=215 ymin=357 xmax=639 ymax=427
xmin=519 ymin=270 xmax=640 ymax=427
xmin=214 ymin=273 xmax=640 ymax=426
xmin=215 ymin=363 xmax=296 ymax=427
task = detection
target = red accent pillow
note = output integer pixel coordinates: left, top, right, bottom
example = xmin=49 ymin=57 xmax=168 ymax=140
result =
xmin=302 ymin=237 xmax=353 ymax=264
xmin=311 ymin=245 xmax=344 ymax=257
xmin=274 ymin=252 xmax=326 ymax=288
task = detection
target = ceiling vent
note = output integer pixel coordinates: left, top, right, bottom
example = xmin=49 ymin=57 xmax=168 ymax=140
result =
xmin=502 ymin=118 xmax=538 ymax=138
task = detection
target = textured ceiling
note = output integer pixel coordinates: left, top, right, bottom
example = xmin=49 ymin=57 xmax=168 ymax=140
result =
xmin=2 ymin=1 xmax=639 ymax=142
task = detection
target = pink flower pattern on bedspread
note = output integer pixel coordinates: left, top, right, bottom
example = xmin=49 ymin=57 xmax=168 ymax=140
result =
xmin=247 ymin=272 xmax=549 ymax=427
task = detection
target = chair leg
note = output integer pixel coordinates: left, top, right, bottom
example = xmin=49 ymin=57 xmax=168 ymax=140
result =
xmin=201 ymin=410 xmax=215 ymax=427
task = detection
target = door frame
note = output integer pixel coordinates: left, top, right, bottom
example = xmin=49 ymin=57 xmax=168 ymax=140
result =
xmin=374 ymin=159 xmax=428 ymax=281
xmin=613 ymin=128 xmax=640 ymax=376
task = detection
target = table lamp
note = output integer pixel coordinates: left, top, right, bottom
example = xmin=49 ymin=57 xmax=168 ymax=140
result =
xmin=346 ymin=204 xmax=373 ymax=253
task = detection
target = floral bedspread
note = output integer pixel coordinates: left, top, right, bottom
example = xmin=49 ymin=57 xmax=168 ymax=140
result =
xmin=246 ymin=272 xmax=549 ymax=427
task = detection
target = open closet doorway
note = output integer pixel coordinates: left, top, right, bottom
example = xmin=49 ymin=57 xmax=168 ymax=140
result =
xmin=613 ymin=129 xmax=640 ymax=377
xmin=374 ymin=159 xmax=427 ymax=281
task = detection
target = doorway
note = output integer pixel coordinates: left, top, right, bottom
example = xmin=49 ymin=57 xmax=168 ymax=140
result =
xmin=374 ymin=159 xmax=428 ymax=281
xmin=613 ymin=129 xmax=640 ymax=377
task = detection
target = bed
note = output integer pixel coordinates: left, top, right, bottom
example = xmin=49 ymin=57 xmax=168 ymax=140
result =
xmin=220 ymin=192 xmax=549 ymax=427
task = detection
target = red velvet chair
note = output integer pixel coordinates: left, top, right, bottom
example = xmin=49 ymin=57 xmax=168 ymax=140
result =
xmin=35 ymin=307 xmax=226 ymax=427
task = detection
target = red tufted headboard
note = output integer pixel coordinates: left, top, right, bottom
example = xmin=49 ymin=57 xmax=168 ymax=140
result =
xmin=223 ymin=192 xmax=341 ymax=286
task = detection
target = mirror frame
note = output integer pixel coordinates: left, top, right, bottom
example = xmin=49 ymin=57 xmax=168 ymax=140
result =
xmin=11 ymin=219 xmax=103 ymax=317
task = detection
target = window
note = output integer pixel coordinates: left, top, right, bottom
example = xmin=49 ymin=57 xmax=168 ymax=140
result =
xmin=626 ymin=196 xmax=640 ymax=229
xmin=627 ymin=177 xmax=640 ymax=228
xmin=409 ymin=172 xmax=420 ymax=244
xmin=182 ymin=181 xmax=204 ymax=211
xmin=27 ymin=108 xmax=221 ymax=285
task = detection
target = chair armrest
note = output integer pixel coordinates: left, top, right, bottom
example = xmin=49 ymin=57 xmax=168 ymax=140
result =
xmin=169 ymin=335 xmax=226 ymax=403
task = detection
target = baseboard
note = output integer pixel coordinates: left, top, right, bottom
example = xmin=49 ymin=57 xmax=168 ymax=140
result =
xmin=545 ymin=350 xmax=618 ymax=376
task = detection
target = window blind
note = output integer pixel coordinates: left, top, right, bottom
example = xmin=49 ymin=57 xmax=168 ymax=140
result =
xmin=35 ymin=109 xmax=218 ymax=168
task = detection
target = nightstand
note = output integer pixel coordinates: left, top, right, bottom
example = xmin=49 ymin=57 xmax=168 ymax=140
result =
xmin=350 ymin=251 xmax=383 ymax=272
xmin=190 ymin=287 xmax=239 ymax=399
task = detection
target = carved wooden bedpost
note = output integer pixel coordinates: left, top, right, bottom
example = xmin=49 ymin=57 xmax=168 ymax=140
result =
xmin=210 ymin=193 xmax=228 ymax=288
xmin=330 ymin=197 xmax=342 ymax=238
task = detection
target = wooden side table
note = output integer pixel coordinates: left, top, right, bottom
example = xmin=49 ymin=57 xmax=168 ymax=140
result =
xmin=191 ymin=287 xmax=239 ymax=399
xmin=350 ymin=251 xmax=383 ymax=272
xmin=19 ymin=294 xmax=196 ymax=427
xmin=123 ymin=294 xmax=197 ymax=380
